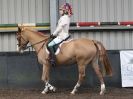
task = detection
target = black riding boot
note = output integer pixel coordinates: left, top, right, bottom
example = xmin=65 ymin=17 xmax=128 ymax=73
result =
xmin=48 ymin=46 xmax=56 ymax=66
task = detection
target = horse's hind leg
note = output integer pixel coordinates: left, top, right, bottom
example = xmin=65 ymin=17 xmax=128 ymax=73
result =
xmin=71 ymin=62 xmax=86 ymax=95
xmin=91 ymin=59 xmax=105 ymax=95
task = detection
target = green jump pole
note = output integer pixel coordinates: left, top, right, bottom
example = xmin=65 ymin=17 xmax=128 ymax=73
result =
xmin=36 ymin=23 xmax=50 ymax=27
xmin=0 ymin=23 xmax=50 ymax=28
xmin=0 ymin=24 xmax=18 ymax=27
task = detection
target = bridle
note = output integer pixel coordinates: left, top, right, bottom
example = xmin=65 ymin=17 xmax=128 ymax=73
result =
xmin=17 ymin=27 xmax=50 ymax=54
xmin=17 ymin=30 xmax=29 ymax=50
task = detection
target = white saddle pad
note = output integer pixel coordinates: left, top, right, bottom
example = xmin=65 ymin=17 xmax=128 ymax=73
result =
xmin=46 ymin=39 xmax=73 ymax=55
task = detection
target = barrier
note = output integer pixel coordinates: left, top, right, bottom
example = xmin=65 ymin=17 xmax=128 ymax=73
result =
xmin=1 ymin=21 xmax=133 ymax=27
xmin=0 ymin=50 xmax=121 ymax=88
xmin=0 ymin=22 xmax=133 ymax=32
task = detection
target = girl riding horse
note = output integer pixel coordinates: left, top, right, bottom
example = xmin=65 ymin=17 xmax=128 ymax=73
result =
xmin=48 ymin=3 xmax=72 ymax=66
xmin=16 ymin=3 xmax=112 ymax=96
xmin=17 ymin=26 xmax=112 ymax=95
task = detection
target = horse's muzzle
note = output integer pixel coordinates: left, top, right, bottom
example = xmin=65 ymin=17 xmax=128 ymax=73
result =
xmin=16 ymin=45 xmax=24 ymax=53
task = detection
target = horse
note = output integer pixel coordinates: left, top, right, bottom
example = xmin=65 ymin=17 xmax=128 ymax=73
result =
xmin=16 ymin=26 xmax=112 ymax=95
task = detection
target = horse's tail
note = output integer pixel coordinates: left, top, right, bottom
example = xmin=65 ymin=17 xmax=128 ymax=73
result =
xmin=93 ymin=40 xmax=112 ymax=76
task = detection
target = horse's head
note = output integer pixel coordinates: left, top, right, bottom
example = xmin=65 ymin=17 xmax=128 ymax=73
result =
xmin=16 ymin=26 xmax=29 ymax=53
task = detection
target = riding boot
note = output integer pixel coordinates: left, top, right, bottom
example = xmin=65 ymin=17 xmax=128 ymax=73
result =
xmin=48 ymin=46 xmax=56 ymax=66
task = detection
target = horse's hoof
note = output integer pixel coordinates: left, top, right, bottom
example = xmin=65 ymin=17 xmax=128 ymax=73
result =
xmin=100 ymin=90 xmax=106 ymax=95
xmin=52 ymin=87 xmax=56 ymax=92
xmin=49 ymin=86 xmax=56 ymax=92
xmin=41 ymin=91 xmax=47 ymax=94
xmin=70 ymin=92 xmax=75 ymax=95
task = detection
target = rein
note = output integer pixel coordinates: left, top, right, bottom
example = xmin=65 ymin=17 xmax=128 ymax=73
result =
xmin=25 ymin=37 xmax=49 ymax=55
xmin=25 ymin=37 xmax=49 ymax=49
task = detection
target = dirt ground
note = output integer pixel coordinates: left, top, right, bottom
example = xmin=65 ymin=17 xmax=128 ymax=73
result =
xmin=0 ymin=87 xmax=133 ymax=99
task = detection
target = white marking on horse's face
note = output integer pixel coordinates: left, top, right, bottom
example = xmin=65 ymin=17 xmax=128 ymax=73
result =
xmin=16 ymin=45 xmax=19 ymax=52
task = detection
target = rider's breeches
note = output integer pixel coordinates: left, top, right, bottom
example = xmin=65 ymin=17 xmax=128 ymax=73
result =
xmin=48 ymin=37 xmax=62 ymax=47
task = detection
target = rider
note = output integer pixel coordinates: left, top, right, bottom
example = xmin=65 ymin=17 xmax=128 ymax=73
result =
xmin=48 ymin=3 xmax=73 ymax=66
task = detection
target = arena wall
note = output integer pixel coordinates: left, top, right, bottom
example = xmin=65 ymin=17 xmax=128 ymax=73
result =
xmin=0 ymin=51 xmax=121 ymax=88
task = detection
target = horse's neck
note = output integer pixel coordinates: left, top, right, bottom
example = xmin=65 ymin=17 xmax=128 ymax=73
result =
xmin=24 ymin=29 xmax=48 ymax=51
xmin=25 ymin=29 xmax=47 ymax=43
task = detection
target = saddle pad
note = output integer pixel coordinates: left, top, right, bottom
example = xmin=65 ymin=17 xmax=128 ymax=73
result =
xmin=46 ymin=39 xmax=73 ymax=55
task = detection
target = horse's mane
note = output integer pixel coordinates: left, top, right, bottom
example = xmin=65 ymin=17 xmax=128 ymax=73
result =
xmin=26 ymin=28 xmax=49 ymax=37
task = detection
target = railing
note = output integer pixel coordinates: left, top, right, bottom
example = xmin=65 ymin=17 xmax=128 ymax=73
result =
xmin=0 ymin=21 xmax=133 ymax=32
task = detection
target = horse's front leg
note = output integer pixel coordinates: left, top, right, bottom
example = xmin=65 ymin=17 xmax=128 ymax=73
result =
xmin=42 ymin=81 xmax=56 ymax=94
xmin=41 ymin=64 xmax=56 ymax=94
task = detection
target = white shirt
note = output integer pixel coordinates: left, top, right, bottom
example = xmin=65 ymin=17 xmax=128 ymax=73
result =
xmin=52 ymin=15 xmax=70 ymax=40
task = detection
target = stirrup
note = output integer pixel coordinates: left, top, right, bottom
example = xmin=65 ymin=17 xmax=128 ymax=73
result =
xmin=49 ymin=59 xmax=56 ymax=66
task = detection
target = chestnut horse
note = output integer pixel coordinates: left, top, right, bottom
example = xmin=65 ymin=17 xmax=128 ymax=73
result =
xmin=16 ymin=26 xmax=112 ymax=95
